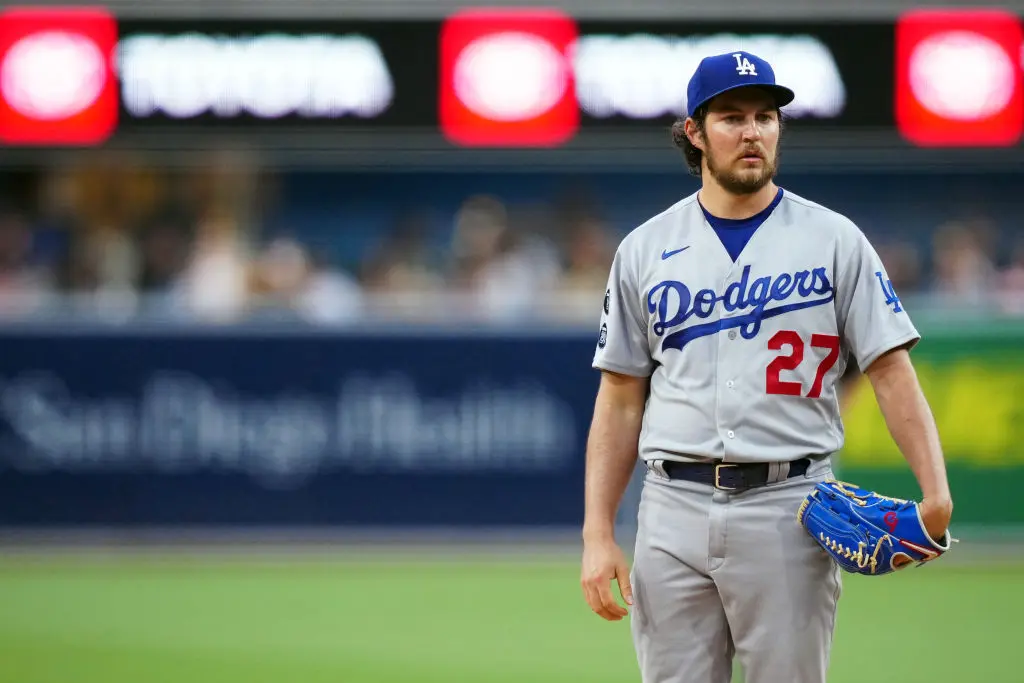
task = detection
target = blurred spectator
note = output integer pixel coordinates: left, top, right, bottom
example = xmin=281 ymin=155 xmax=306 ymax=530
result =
xmin=295 ymin=250 xmax=363 ymax=324
xmin=248 ymin=236 xmax=364 ymax=324
xmin=360 ymin=211 xmax=444 ymax=320
xmin=930 ymin=219 xmax=999 ymax=306
xmin=177 ymin=208 xmax=250 ymax=323
xmin=137 ymin=213 xmax=192 ymax=294
xmin=448 ymin=194 xmax=509 ymax=290
xmin=450 ymin=194 xmax=561 ymax=321
xmin=561 ymin=217 xmax=613 ymax=290
xmin=876 ymin=238 xmax=924 ymax=294
xmin=0 ymin=208 xmax=52 ymax=317
xmin=998 ymin=237 xmax=1024 ymax=315
xmin=88 ymin=223 xmax=140 ymax=295
xmin=2 ymin=163 xmax=1024 ymax=326
xmin=362 ymin=211 xmax=442 ymax=291
xmin=250 ymin=236 xmax=310 ymax=312
xmin=554 ymin=215 xmax=615 ymax=322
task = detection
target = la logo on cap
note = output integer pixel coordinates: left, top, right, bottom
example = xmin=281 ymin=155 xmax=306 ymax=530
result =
xmin=733 ymin=53 xmax=758 ymax=76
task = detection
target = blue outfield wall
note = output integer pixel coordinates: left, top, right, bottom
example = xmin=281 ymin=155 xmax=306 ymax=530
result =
xmin=0 ymin=330 xmax=600 ymax=527
xmin=5 ymin=321 xmax=1018 ymax=529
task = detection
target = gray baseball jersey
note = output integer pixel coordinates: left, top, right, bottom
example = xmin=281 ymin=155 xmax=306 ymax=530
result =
xmin=592 ymin=189 xmax=919 ymax=464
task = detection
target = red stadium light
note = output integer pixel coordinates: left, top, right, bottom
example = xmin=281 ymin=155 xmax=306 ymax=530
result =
xmin=896 ymin=8 xmax=1023 ymax=147
xmin=0 ymin=6 xmax=118 ymax=145
xmin=439 ymin=8 xmax=579 ymax=147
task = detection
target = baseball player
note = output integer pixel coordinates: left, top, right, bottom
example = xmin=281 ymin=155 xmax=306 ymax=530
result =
xmin=580 ymin=51 xmax=953 ymax=683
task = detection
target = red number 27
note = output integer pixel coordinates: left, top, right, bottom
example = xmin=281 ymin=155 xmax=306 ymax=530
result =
xmin=765 ymin=331 xmax=841 ymax=398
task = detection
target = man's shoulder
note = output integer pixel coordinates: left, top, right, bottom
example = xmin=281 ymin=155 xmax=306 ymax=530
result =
xmin=617 ymin=192 xmax=701 ymax=252
xmin=780 ymin=190 xmax=866 ymax=240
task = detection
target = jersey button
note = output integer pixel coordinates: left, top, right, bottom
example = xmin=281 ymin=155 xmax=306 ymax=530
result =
xmin=728 ymin=330 xmax=737 ymax=340
xmin=727 ymin=430 xmax=735 ymax=439
xmin=726 ymin=380 xmax=735 ymax=389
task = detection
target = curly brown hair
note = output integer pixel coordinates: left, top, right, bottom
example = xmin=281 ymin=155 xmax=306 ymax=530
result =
xmin=670 ymin=104 xmax=709 ymax=177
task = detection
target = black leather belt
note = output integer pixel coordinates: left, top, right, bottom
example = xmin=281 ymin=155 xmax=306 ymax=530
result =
xmin=661 ymin=458 xmax=811 ymax=491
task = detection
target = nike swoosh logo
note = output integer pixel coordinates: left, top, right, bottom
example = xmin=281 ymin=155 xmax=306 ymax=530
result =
xmin=661 ymin=246 xmax=690 ymax=260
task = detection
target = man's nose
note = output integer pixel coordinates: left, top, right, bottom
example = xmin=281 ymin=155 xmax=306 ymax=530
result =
xmin=741 ymin=118 xmax=761 ymax=140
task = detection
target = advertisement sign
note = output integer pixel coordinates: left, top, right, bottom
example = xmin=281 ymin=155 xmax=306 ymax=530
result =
xmin=109 ymin=17 xmax=877 ymax=138
xmin=0 ymin=9 xmax=914 ymax=148
xmin=0 ymin=6 xmax=1021 ymax=151
xmin=0 ymin=323 xmax=1021 ymax=528
xmin=838 ymin=321 xmax=1024 ymax=524
xmin=113 ymin=19 xmax=437 ymax=128
xmin=117 ymin=32 xmax=395 ymax=121
xmin=0 ymin=332 xmax=597 ymax=527
xmin=572 ymin=20 xmax=894 ymax=130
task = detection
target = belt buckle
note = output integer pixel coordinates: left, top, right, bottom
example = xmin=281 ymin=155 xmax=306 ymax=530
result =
xmin=714 ymin=463 xmax=740 ymax=491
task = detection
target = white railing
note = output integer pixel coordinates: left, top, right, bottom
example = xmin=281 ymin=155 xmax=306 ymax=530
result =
xmin=0 ymin=289 xmax=1020 ymax=329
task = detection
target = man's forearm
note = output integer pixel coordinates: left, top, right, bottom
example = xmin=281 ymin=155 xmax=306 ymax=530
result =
xmin=582 ymin=397 xmax=645 ymax=541
xmin=869 ymin=352 xmax=951 ymax=503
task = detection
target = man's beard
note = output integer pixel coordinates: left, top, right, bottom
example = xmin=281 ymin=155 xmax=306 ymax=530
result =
xmin=705 ymin=144 xmax=779 ymax=195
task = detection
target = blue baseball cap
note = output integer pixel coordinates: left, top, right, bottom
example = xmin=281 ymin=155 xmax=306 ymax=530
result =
xmin=686 ymin=51 xmax=795 ymax=118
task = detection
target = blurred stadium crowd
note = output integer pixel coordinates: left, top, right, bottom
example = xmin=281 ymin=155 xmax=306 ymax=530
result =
xmin=0 ymin=152 xmax=1022 ymax=327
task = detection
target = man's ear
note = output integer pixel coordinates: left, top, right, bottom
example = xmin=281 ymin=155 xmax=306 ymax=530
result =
xmin=684 ymin=118 xmax=705 ymax=152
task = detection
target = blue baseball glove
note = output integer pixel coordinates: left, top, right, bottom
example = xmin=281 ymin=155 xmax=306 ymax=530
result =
xmin=797 ymin=479 xmax=953 ymax=576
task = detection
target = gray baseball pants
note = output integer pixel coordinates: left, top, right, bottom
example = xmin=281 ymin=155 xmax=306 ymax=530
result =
xmin=629 ymin=457 xmax=842 ymax=683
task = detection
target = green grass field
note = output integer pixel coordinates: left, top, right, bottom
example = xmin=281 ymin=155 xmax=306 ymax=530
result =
xmin=0 ymin=551 xmax=1019 ymax=683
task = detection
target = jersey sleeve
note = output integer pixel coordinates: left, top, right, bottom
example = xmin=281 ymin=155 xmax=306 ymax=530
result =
xmin=835 ymin=228 xmax=920 ymax=372
xmin=592 ymin=241 xmax=654 ymax=377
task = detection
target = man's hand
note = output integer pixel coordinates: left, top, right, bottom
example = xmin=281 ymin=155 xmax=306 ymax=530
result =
xmin=920 ymin=496 xmax=953 ymax=542
xmin=581 ymin=535 xmax=633 ymax=621
xmin=580 ymin=371 xmax=646 ymax=621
